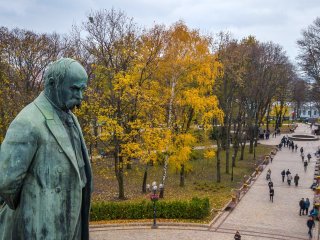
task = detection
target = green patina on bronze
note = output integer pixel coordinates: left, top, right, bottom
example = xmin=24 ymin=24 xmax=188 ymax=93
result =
xmin=0 ymin=58 xmax=92 ymax=240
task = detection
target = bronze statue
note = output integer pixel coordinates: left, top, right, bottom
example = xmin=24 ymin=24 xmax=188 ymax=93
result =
xmin=0 ymin=58 xmax=92 ymax=239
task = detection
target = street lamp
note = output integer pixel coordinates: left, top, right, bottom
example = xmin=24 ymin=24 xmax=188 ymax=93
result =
xmin=148 ymin=181 xmax=162 ymax=229
xmin=253 ymin=138 xmax=257 ymax=161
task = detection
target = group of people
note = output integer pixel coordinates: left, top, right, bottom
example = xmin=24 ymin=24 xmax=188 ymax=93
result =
xmin=299 ymin=197 xmax=319 ymax=239
xmin=280 ymin=169 xmax=299 ymax=186
xmin=278 ymin=135 xmax=297 ymax=151
xmin=300 ymin=147 xmax=312 ymax=172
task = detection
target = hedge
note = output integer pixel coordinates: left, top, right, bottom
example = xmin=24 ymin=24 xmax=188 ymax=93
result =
xmin=90 ymin=197 xmax=210 ymax=221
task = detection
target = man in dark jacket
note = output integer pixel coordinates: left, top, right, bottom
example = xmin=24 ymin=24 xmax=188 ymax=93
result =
xmin=307 ymin=216 xmax=315 ymax=238
xmin=269 ymin=187 xmax=274 ymax=202
xmin=300 ymin=198 xmax=306 ymax=216
xmin=281 ymin=170 xmax=286 ymax=182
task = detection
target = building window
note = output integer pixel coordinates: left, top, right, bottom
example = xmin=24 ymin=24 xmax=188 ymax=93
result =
xmin=308 ymin=111 xmax=311 ymax=116
xmin=315 ymin=110 xmax=317 ymax=115
xmin=303 ymin=110 xmax=306 ymax=115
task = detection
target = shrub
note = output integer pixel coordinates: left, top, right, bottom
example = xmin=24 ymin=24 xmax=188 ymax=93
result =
xmin=90 ymin=197 xmax=210 ymax=221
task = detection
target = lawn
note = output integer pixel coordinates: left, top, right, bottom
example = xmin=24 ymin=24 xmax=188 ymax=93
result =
xmin=91 ymin=142 xmax=274 ymax=223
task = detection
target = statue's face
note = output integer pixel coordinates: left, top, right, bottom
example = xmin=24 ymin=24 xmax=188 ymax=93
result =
xmin=60 ymin=62 xmax=88 ymax=110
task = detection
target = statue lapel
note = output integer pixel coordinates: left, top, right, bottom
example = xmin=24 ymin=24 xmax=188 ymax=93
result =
xmin=34 ymin=93 xmax=80 ymax=178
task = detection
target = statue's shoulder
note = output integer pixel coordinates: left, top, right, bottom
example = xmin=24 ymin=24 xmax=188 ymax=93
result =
xmin=12 ymin=94 xmax=48 ymax=128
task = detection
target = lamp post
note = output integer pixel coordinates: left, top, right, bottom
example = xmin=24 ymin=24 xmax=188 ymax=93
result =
xmin=253 ymin=138 xmax=256 ymax=161
xmin=148 ymin=181 xmax=162 ymax=229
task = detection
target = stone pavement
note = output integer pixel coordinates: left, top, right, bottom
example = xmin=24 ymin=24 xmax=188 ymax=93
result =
xmin=90 ymin=123 xmax=320 ymax=240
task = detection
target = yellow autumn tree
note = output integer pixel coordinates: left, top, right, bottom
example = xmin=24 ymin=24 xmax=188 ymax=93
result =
xmin=155 ymin=21 xmax=223 ymax=188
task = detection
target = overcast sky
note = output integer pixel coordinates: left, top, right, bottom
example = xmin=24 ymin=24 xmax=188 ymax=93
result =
xmin=1 ymin=0 xmax=319 ymax=63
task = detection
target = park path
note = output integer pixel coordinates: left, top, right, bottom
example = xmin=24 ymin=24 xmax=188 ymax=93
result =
xmin=90 ymin=123 xmax=319 ymax=240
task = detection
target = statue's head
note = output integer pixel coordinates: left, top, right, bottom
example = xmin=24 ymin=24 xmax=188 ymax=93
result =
xmin=44 ymin=58 xmax=88 ymax=111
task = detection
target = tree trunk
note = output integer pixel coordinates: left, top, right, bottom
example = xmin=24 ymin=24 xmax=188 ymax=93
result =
xmin=142 ymin=165 xmax=148 ymax=193
xmin=115 ymin=144 xmax=125 ymax=199
xmin=180 ymin=164 xmax=185 ymax=187
xmin=225 ymin=147 xmax=230 ymax=174
xmin=266 ymin=103 xmax=271 ymax=131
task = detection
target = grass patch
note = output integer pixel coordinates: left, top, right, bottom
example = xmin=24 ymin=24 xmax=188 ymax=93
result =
xmin=91 ymin=142 xmax=274 ymax=223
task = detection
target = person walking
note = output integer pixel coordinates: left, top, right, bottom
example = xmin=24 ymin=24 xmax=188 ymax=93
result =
xmin=287 ymin=173 xmax=292 ymax=186
xmin=234 ymin=231 xmax=241 ymax=240
xmin=266 ymin=169 xmax=271 ymax=181
xmin=294 ymin=174 xmax=300 ymax=187
xmin=268 ymin=180 xmax=273 ymax=189
xmin=305 ymin=198 xmax=310 ymax=215
xmin=307 ymin=153 xmax=312 ymax=162
xmin=304 ymin=159 xmax=308 ymax=172
xmin=295 ymin=144 xmax=298 ymax=152
xmin=300 ymin=198 xmax=306 ymax=216
xmin=269 ymin=187 xmax=274 ymax=202
xmin=300 ymin=146 xmax=304 ymax=155
xmin=301 ymin=152 xmax=305 ymax=162
xmin=307 ymin=216 xmax=315 ymax=239
xmin=281 ymin=170 xmax=286 ymax=182
xmin=286 ymin=169 xmax=291 ymax=177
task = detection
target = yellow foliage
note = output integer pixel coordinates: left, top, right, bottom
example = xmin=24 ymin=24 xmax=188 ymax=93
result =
xmin=204 ymin=149 xmax=216 ymax=159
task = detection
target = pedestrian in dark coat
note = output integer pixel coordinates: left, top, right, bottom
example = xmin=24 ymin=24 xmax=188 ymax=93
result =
xmin=300 ymin=147 xmax=304 ymax=155
xmin=294 ymin=174 xmax=300 ymax=187
xmin=307 ymin=153 xmax=312 ymax=162
xmin=307 ymin=216 xmax=315 ymax=239
xmin=305 ymin=198 xmax=310 ymax=215
xmin=286 ymin=169 xmax=291 ymax=176
xmin=234 ymin=231 xmax=241 ymax=240
xmin=269 ymin=187 xmax=274 ymax=202
xmin=300 ymin=198 xmax=306 ymax=216
xmin=287 ymin=173 xmax=292 ymax=186
xmin=281 ymin=170 xmax=285 ymax=182
xmin=268 ymin=180 xmax=273 ymax=189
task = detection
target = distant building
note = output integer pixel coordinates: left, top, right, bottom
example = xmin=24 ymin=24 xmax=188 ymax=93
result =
xmin=296 ymin=102 xmax=320 ymax=120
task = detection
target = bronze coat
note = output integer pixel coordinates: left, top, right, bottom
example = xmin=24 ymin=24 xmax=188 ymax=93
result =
xmin=0 ymin=92 xmax=92 ymax=240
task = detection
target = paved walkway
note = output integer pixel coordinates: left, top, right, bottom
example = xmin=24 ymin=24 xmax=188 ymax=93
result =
xmin=90 ymin=123 xmax=320 ymax=240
